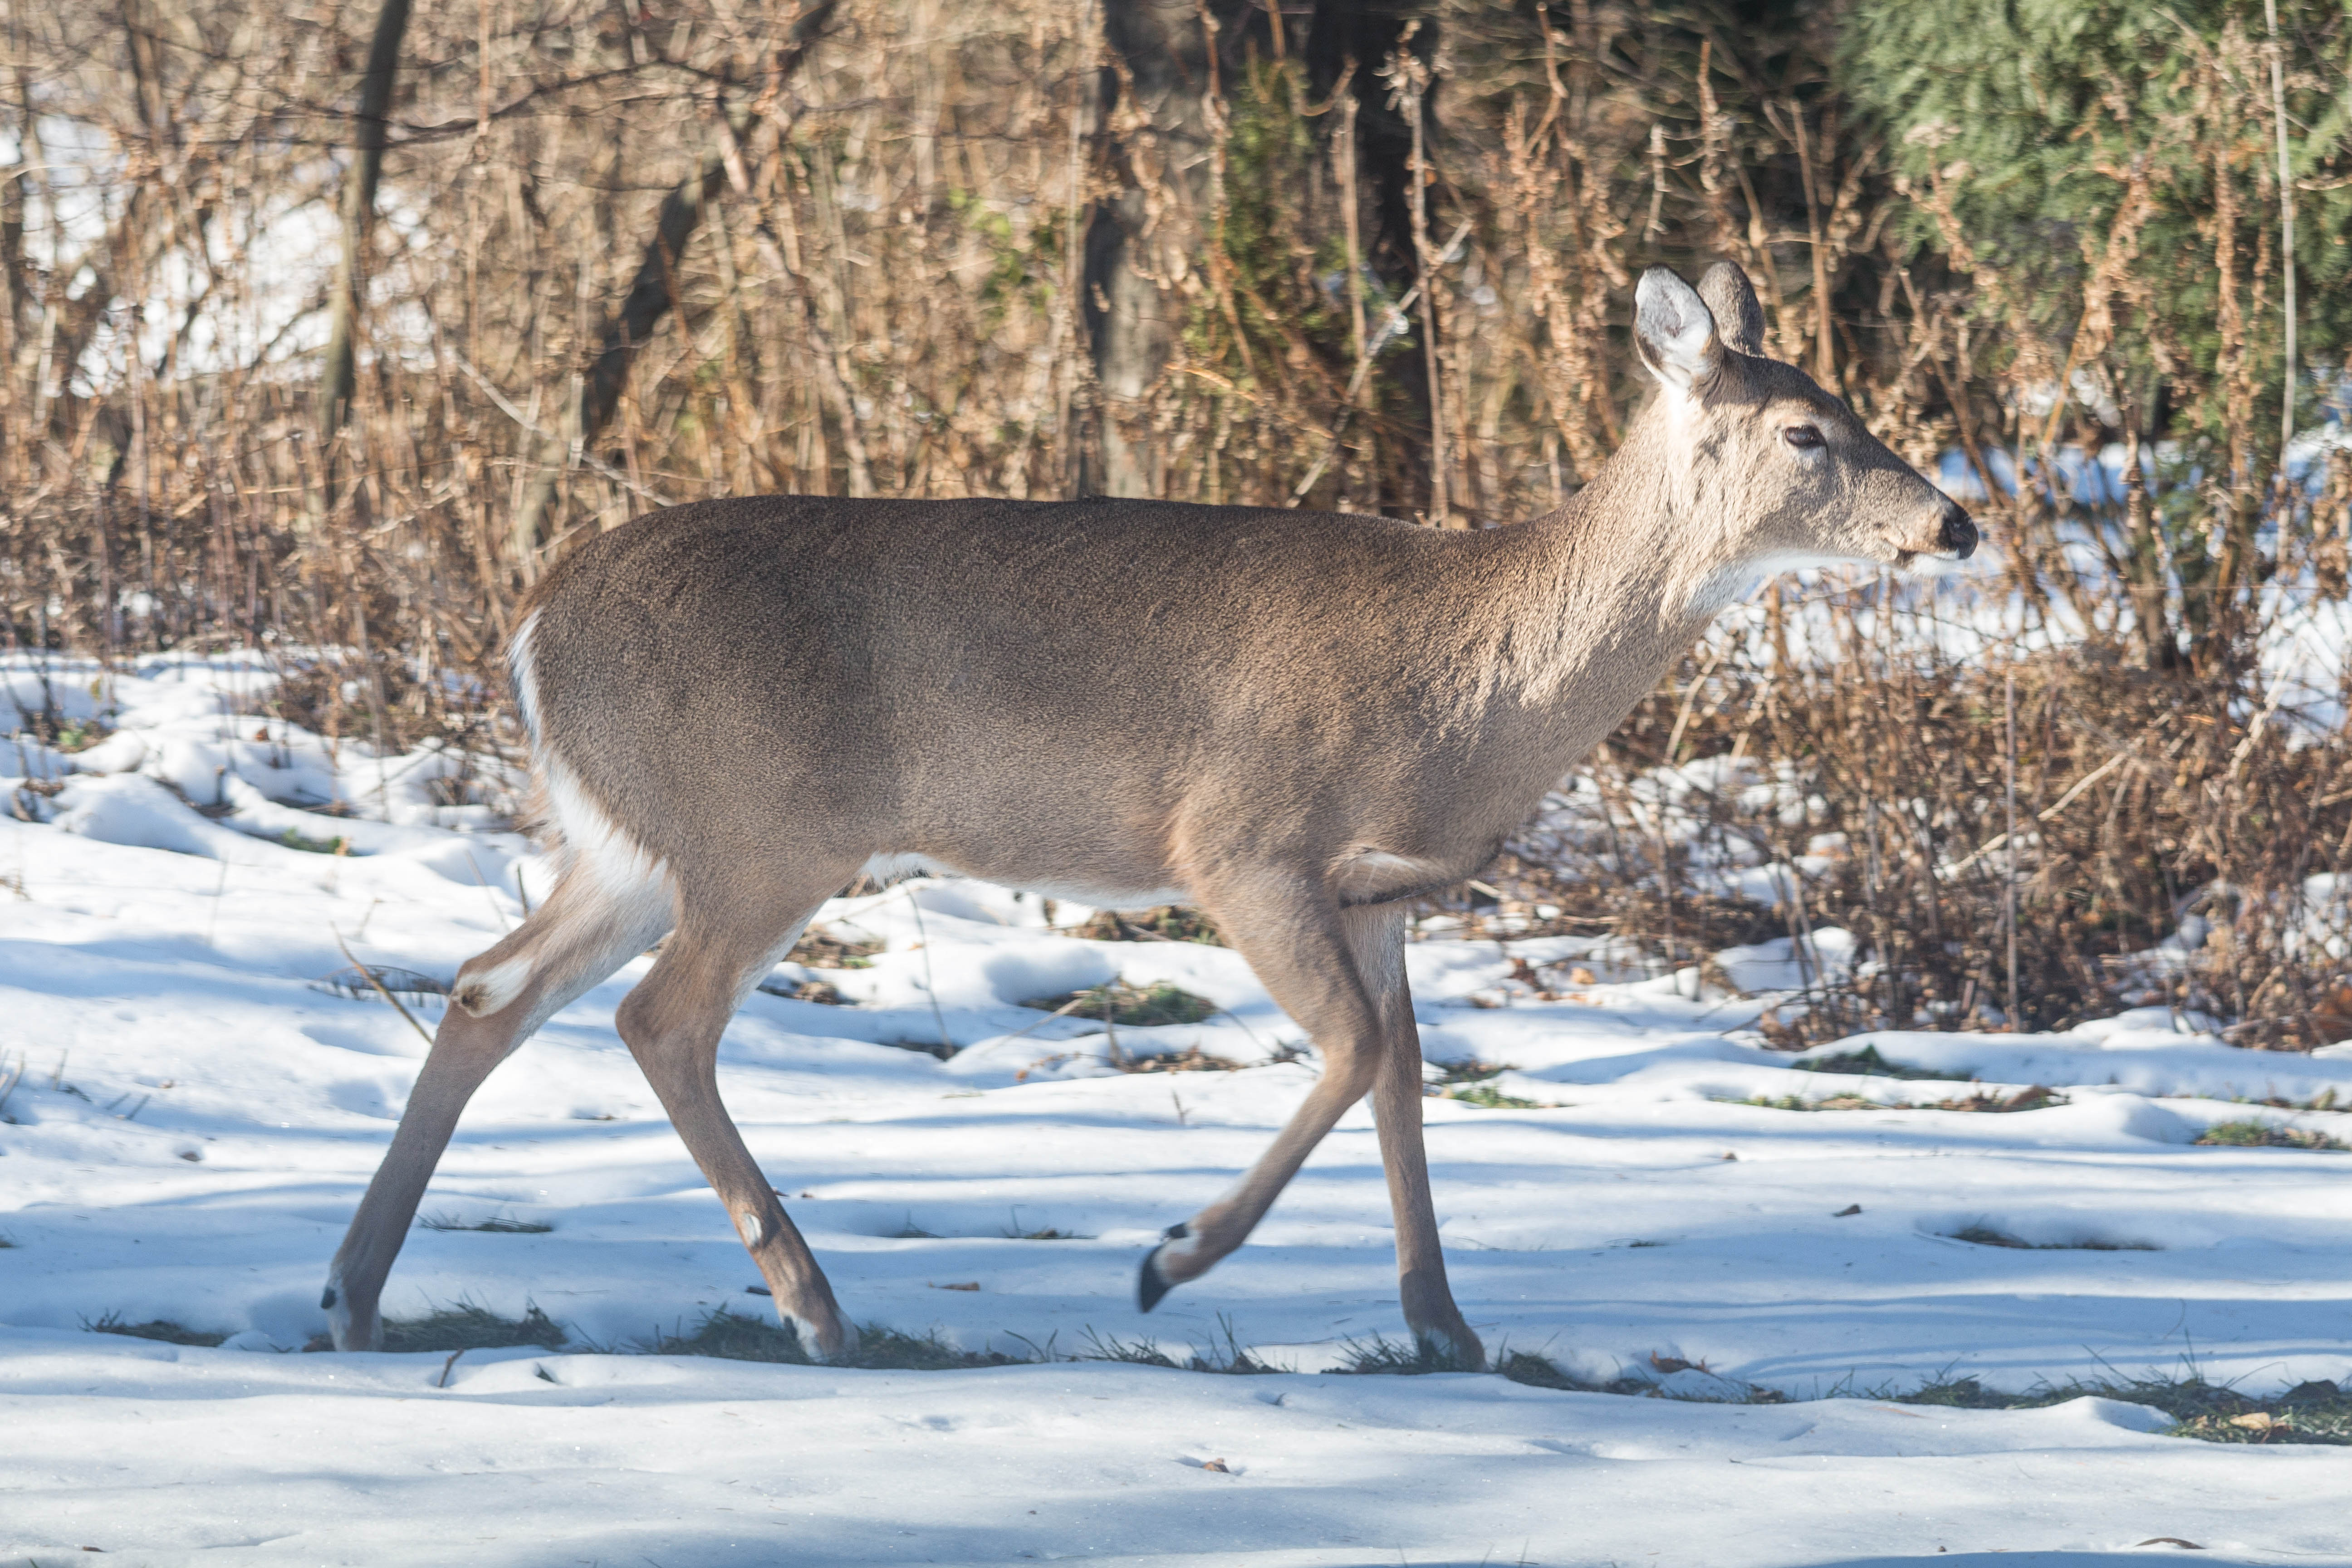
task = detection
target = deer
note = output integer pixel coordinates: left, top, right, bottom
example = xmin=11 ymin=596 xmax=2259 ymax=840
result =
xmin=320 ymin=261 xmax=1974 ymax=1367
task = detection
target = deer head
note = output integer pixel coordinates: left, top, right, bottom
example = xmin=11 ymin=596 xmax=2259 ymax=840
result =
xmin=1630 ymin=261 xmax=1975 ymax=598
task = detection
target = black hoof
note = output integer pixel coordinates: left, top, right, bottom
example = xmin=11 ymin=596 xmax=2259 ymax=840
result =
xmin=1137 ymin=1222 xmax=1188 ymax=1313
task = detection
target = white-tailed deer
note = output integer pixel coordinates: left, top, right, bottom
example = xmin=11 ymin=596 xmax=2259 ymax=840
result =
xmin=323 ymin=262 xmax=1972 ymax=1366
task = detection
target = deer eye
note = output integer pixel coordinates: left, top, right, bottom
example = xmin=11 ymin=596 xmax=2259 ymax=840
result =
xmin=1784 ymin=424 xmax=1825 ymax=451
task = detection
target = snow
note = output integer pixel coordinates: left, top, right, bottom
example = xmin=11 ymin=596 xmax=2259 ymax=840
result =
xmin=5 ymin=654 xmax=2351 ymax=1565
xmin=11 ymin=1337 xmax=2341 ymax=1567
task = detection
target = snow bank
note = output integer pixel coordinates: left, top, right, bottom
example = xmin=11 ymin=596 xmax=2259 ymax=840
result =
xmin=4 ymin=653 xmax=2352 ymax=1563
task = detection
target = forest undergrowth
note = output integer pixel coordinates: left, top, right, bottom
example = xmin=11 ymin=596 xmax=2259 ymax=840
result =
xmin=5 ymin=0 xmax=2349 ymax=1044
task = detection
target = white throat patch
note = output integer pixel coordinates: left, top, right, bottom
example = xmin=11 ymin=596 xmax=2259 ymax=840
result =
xmin=1679 ymin=549 xmax=1870 ymax=622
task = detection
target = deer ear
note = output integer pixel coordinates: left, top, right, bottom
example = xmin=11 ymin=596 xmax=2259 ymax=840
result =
xmin=1633 ymin=267 xmax=1720 ymax=394
xmin=1698 ymin=260 xmax=1767 ymax=357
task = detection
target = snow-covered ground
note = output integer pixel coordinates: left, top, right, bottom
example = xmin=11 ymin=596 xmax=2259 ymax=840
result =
xmin=5 ymin=655 xmax=2351 ymax=1566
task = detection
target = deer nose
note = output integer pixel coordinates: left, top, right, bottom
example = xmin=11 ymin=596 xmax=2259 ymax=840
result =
xmin=1939 ymin=501 xmax=1978 ymax=560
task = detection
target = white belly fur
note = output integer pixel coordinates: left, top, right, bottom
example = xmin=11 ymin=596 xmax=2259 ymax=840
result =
xmin=858 ymin=852 xmax=1188 ymax=911
xmin=859 ymin=847 xmax=1450 ymax=909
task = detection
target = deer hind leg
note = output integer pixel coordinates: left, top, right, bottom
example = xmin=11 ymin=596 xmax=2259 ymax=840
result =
xmin=1138 ymin=880 xmax=1387 ymax=1313
xmin=325 ymin=868 xmax=671 ymax=1351
xmin=613 ymin=875 xmax=861 ymax=1363
xmin=1352 ymin=902 xmax=1483 ymax=1369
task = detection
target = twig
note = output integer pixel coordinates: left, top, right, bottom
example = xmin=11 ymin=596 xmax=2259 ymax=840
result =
xmin=448 ymin=352 xmax=675 ymax=508
xmin=1289 ymin=220 xmax=1471 ymax=505
xmin=334 ymin=928 xmax=437 ymax=1049
xmin=1400 ymin=44 xmax=1450 ymax=524
xmin=463 ymin=848 xmax=513 ymax=934
xmin=205 ymin=856 xmax=230 ymax=948
xmin=2004 ymin=671 xmax=2019 ymax=1025
xmin=984 ymin=992 xmax=1095 ymax=1049
xmin=2264 ymin=0 xmax=2297 ymax=456
xmin=1210 ymin=1006 xmax=1270 ymax=1056
xmin=1943 ymin=743 xmax=2141 ymax=878
xmin=903 ymin=887 xmax=956 ymax=1057
xmin=1663 ymin=637 xmax=1734 ymax=768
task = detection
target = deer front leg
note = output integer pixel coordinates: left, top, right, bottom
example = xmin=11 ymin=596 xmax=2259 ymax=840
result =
xmin=1350 ymin=902 xmax=1484 ymax=1369
xmin=1138 ymin=882 xmax=1387 ymax=1310
xmin=614 ymin=907 xmax=860 ymax=1364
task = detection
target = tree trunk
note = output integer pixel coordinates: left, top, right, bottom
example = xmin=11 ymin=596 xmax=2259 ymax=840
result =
xmin=1083 ymin=0 xmax=1220 ymax=499
xmin=313 ymin=0 xmax=413 ymax=495
xmin=1301 ymin=2 xmax=1434 ymax=515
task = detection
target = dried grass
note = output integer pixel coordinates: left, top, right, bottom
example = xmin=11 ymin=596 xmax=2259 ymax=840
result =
xmin=84 ymin=1313 xmax=227 ymax=1348
xmin=787 ymin=929 xmax=883 ymax=970
xmin=1941 ymin=1225 xmax=2156 ymax=1251
xmin=2194 ymin=1118 xmax=2348 ymax=1151
xmin=1730 ymin=1085 xmax=2067 ymax=1113
xmin=641 ymin=1308 xmax=1033 ymax=1370
xmin=378 ymin=1304 xmax=568 ymax=1354
xmin=1070 ymin=907 xmax=1225 ymax=946
xmin=1018 ymin=980 xmax=1217 ymax=1029
xmin=5 ymin=1 xmax=2344 ymax=1054
xmin=416 ymin=1212 xmax=555 ymax=1234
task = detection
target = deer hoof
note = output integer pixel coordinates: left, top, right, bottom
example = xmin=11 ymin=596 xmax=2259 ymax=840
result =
xmin=808 ymin=1318 xmax=862 ymax=1366
xmin=1137 ymin=1222 xmax=1190 ymax=1313
xmin=322 ymin=1270 xmax=380 ymax=1351
xmin=1412 ymin=1321 xmax=1486 ymax=1373
xmin=328 ymin=1310 xmax=382 ymax=1353
xmin=784 ymin=1305 xmax=860 ymax=1365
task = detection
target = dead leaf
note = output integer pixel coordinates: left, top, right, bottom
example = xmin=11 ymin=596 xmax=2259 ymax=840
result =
xmin=2308 ymin=982 xmax=2352 ymax=1042
xmin=2228 ymin=1411 xmax=2278 ymax=1431
xmin=2134 ymin=1539 xmax=2205 ymax=1550
xmin=1833 ymin=1204 xmax=1862 ymax=1216
xmin=1200 ymin=1458 xmax=1230 ymax=1473
xmin=931 ymin=1281 xmax=980 ymax=1292
xmin=1567 ymin=967 xmax=1597 ymax=985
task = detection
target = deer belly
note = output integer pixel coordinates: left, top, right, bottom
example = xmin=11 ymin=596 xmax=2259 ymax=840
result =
xmin=858 ymin=851 xmax=1188 ymax=911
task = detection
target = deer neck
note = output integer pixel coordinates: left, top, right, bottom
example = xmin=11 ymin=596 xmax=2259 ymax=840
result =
xmin=1485 ymin=418 xmax=1749 ymax=770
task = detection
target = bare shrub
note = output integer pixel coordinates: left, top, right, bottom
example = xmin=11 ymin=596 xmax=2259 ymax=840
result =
xmin=4 ymin=2 xmax=2345 ymax=1045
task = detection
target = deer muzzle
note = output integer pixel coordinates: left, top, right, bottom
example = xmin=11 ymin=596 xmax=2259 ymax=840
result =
xmin=1938 ymin=500 xmax=1978 ymax=560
